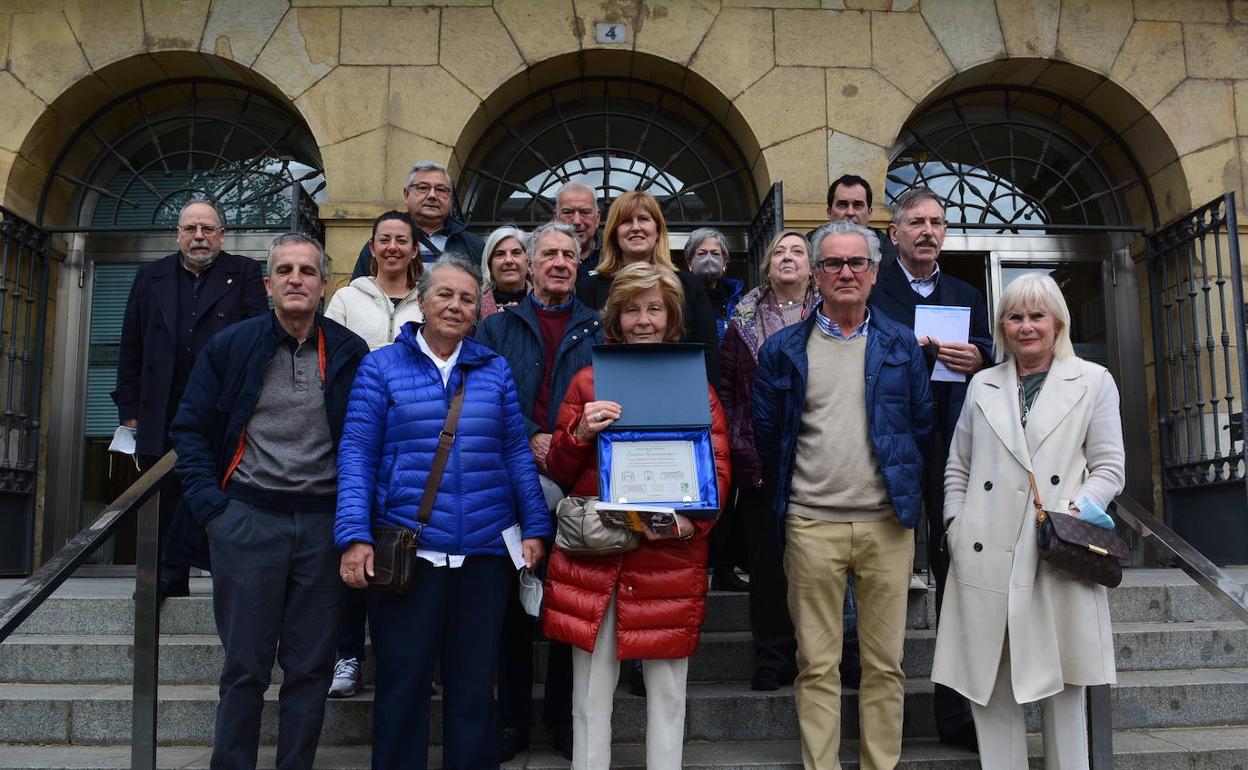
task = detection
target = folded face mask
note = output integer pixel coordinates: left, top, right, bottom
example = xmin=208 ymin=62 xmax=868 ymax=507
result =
xmin=1072 ymin=496 xmax=1115 ymax=531
xmin=518 ymin=568 xmax=544 ymax=618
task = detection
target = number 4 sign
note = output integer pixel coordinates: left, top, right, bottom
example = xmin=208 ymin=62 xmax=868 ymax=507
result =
xmin=595 ymin=23 xmax=628 ymax=44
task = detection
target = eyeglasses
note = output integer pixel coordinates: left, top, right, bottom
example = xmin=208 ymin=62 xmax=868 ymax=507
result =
xmin=408 ymin=182 xmax=452 ymax=197
xmin=178 ymin=224 xmax=220 ymax=237
xmin=558 ymin=207 xmax=596 ymax=219
xmin=816 ymin=257 xmax=872 ymax=274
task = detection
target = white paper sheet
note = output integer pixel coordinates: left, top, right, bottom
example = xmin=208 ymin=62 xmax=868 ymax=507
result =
xmin=914 ymin=304 xmax=972 ymax=383
xmin=501 ymin=523 xmax=526 ymax=570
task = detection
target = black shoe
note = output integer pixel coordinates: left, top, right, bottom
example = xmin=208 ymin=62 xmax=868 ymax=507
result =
xmin=939 ymin=722 xmax=979 ymax=753
xmin=751 ymin=667 xmax=781 ymax=691
xmin=710 ymin=567 xmax=749 ymax=592
xmin=550 ymin=722 xmax=574 ymax=761
xmin=159 ymin=579 xmax=190 ymax=600
xmin=627 ymin=659 xmax=646 ymax=696
xmin=498 ymin=727 xmax=529 ymax=762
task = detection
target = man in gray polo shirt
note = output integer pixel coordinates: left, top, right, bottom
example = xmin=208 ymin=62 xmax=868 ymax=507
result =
xmin=171 ymin=234 xmax=368 ymax=770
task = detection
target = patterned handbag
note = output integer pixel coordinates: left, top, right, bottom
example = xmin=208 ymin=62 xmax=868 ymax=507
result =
xmin=1028 ymin=471 xmax=1129 ymax=588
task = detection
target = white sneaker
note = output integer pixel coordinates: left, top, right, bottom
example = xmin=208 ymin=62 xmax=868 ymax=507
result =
xmin=328 ymin=657 xmax=361 ymax=698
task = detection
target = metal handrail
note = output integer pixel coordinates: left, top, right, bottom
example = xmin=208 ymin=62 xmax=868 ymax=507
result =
xmin=0 ymin=450 xmax=174 ymax=770
xmin=1083 ymin=493 xmax=1248 ymax=770
xmin=1111 ymin=493 xmax=1248 ymax=625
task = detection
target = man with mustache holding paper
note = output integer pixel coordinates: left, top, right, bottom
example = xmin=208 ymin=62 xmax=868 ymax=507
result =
xmin=869 ymin=187 xmax=993 ymax=753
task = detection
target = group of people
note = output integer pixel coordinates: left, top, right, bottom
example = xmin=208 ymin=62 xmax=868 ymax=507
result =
xmin=113 ymin=159 xmax=1126 ymax=770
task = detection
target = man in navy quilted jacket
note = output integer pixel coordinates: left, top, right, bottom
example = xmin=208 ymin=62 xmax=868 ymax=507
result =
xmin=170 ymin=233 xmax=368 ymax=770
xmin=753 ymin=220 xmax=933 ymax=770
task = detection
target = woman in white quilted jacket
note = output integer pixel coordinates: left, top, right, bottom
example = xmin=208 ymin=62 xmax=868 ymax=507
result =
xmin=325 ymin=210 xmax=425 ymax=351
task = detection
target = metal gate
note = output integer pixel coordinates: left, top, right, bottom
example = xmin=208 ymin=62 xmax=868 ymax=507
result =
xmin=746 ymin=182 xmax=783 ymax=286
xmin=1147 ymin=192 xmax=1248 ymax=564
xmin=0 ymin=207 xmax=50 ymax=575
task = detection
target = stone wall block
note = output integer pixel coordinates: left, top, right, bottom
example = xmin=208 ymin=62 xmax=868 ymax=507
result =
xmin=1124 ymin=114 xmax=1184 ymax=178
xmin=723 ymin=0 xmax=818 ymax=7
xmin=253 ymin=8 xmax=340 ymax=100
xmin=64 ymin=0 xmax=145 ymax=70
xmin=1109 ymin=20 xmax=1185 ymax=111
xmin=495 ymin=0 xmax=582 ymax=64
xmin=1134 ymin=0 xmax=1228 ymax=23
xmin=142 ymin=0 xmax=210 ymax=50
xmin=1235 ymin=0 xmax=1248 ymax=24
xmin=0 ymin=147 xmax=15 ymax=211
xmin=0 ymin=72 xmax=45 ymax=153
xmin=1183 ymin=23 xmax=1248 ymax=80
xmin=1055 ymin=0 xmax=1132 ymax=74
xmin=1151 ymin=79 xmax=1236 ymax=157
xmin=871 ymin=11 xmax=954 ymax=102
xmin=775 ymin=9 xmax=869 ymax=68
xmin=995 ymin=0 xmax=1059 ymax=59
xmin=826 ymin=130 xmax=887 ymax=200
xmin=1238 ymin=138 xmax=1248 ymax=220
xmin=341 ymin=7 xmax=438 ymax=66
xmin=632 ymin=1 xmax=718 ymax=65
xmin=320 ymin=127 xmax=388 ymax=203
xmin=689 ymin=8 xmax=774 ymax=100
xmin=295 ymin=66 xmax=389 ymax=146
xmin=0 ymin=14 xmax=10 ymax=66
xmin=440 ymin=7 xmax=525 ymax=99
xmin=824 ymin=67 xmax=914 ymax=148
xmin=1177 ymin=140 xmax=1241 ymax=214
xmin=734 ymin=67 xmax=825 ymax=149
xmin=384 ymin=127 xmax=452 ymax=199
xmin=8 ymin=12 xmax=90 ymax=104
xmin=921 ymin=0 xmax=1006 ymax=71
xmin=759 ymin=128 xmax=827 ymax=204
xmin=389 ymin=66 xmax=481 ymax=147
xmin=200 ymin=0 xmax=288 ymax=66
xmin=1235 ymin=81 xmax=1248 ymax=138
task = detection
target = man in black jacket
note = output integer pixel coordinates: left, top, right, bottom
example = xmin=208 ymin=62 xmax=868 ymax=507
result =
xmin=351 ymin=160 xmax=485 ymax=278
xmin=475 ymin=221 xmax=603 ymax=761
xmin=869 ymin=187 xmax=992 ymax=752
xmin=112 ymin=200 xmax=266 ymax=598
xmin=816 ymin=174 xmax=899 ymax=267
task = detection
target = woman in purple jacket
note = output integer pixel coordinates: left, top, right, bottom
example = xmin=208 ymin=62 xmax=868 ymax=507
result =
xmin=719 ymin=229 xmax=817 ymax=692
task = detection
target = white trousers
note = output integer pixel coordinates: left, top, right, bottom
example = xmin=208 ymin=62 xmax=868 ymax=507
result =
xmin=570 ymin=593 xmax=689 ymax=770
xmin=971 ymin=641 xmax=1088 ymax=770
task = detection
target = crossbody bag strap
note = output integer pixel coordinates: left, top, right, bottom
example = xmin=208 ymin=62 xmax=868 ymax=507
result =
xmin=416 ymin=380 xmax=466 ymax=525
xmin=413 ymin=228 xmax=443 ymax=259
xmin=1026 ymin=470 xmax=1047 ymax=524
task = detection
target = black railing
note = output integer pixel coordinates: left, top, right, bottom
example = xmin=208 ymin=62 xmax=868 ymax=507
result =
xmin=0 ymin=450 xmax=174 ymax=770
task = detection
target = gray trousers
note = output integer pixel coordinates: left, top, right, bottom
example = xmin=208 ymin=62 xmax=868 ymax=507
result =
xmin=206 ymin=499 xmax=342 ymax=770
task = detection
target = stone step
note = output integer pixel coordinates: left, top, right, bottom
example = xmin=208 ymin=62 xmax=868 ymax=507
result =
xmin=9 ymin=570 xmax=1246 ymax=639
xmin=3 ymin=726 xmax=1248 ymax=769
xmin=3 ymin=669 xmax=1246 ymax=746
xmin=6 ymin=578 xmax=929 ymax=637
xmin=7 ymin=619 xmax=1247 ymax=687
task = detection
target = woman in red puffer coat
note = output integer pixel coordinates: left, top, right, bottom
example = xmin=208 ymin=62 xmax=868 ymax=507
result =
xmin=542 ymin=262 xmax=730 ymax=770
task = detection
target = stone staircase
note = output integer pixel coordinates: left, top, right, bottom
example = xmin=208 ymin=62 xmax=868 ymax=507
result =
xmin=2 ymin=570 xmax=1248 ymax=768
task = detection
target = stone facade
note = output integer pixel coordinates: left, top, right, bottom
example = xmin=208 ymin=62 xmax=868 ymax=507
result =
xmin=0 ymin=0 xmax=1245 ymax=558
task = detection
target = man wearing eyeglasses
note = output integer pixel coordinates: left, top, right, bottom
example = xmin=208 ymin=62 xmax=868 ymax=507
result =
xmin=351 ymin=160 xmax=485 ymax=278
xmin=870 ymin=186 xmax=992 ymax=753
xmin=113 ymin=199 xmax=266 ymax=599
xmin=753 ymin=219 xmax=933 ymax=770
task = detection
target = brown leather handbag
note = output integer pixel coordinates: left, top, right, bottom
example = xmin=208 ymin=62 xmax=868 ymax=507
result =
xmin=1028 ymin=471 xmax=1129 ymax=588
xmin=368 ymin=382 xmax=465 ymax=594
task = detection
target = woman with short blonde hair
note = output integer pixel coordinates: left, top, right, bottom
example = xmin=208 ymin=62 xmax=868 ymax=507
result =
xmin=601 ymin=261 xmax=685 ymax=343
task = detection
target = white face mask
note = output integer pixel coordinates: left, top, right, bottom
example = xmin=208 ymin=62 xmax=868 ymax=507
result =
xmin=518 ymin=567 xmax=544 ymax=617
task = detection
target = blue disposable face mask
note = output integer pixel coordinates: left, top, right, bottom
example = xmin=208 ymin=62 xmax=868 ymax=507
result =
xmin=1071 ymin=496 xmax=1115 ymax=530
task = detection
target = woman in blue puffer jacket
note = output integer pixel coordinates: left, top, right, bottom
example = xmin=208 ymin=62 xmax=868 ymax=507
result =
xmin=334 ymin=253 xmax=553 ymax=770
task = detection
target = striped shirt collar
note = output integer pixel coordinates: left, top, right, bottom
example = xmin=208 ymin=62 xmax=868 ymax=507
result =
xmin=814 ymin=307 xmax=870 ymax=340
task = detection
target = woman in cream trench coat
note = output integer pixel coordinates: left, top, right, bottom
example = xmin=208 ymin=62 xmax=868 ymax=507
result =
xmin=931 ymin=272 xmax=1125 ymax=769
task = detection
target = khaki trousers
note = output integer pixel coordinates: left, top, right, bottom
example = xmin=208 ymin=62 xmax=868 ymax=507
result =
xmin=972 ymin=640 xmax=1088 ymax=770
xmin=784 ymin=515 xmax=914 ymax=770
xmin=570 ymin=593 xmax=689 ymax=770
